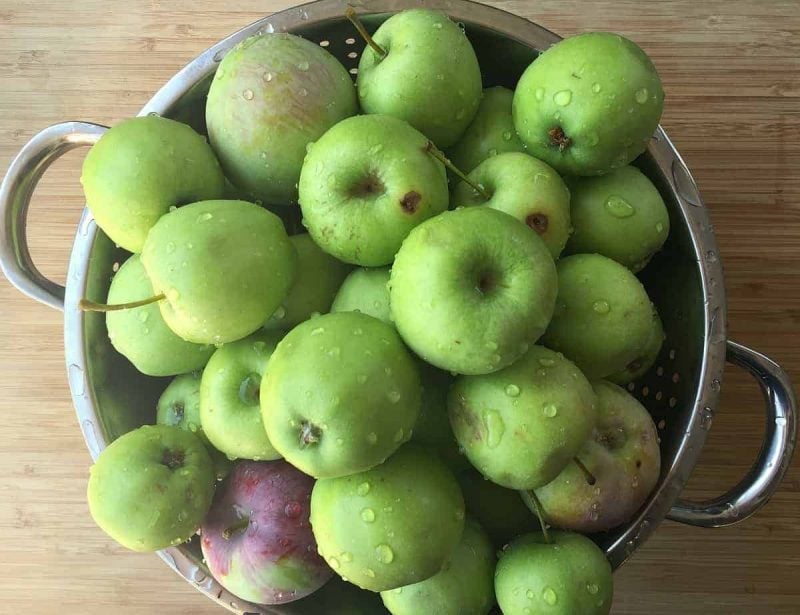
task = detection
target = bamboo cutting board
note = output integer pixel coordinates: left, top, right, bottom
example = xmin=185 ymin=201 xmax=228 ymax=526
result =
xmin=0 ymin=1 xmax=798 ymax=613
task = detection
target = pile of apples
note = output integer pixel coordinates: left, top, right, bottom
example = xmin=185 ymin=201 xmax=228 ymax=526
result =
xmin=81 ymin=8 xmax=671 ymax=614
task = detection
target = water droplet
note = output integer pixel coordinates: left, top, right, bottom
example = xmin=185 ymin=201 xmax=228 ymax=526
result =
xmin=604 ymin=195 xmax=635 ymax=218
xmin=432 ymin=22 xmax=443 ymax=29
xmin=166 ymin=288 xmax=180 ymax=302
xmin=364 ymin=568 xmax=376 ymax=578
xmin=484 ymin=411 xmax=505 ymax=448
xmin=538 ymin=357 xmax=555 ymax=367
xmin=328 ymin=556 xmax=340 ymax=569
xmin=375 ymin=544 xmax=394 ymax=564
xmin=197 ymin=212 xmax=213 ymax=222
xmin=553 ymin=89 xmax=573 ymax=106
xmin=393 ymin=428 xmax=404 ymax=443
xmin=340 ymin=551 xmax=353 ymax=563
xmin=526 ymin=589 xmax=534 ymax=599
xmin=592 ymin=82 xmax=602 ymax=93
xmin=297 ymin=61 xmax=309 ymax=71
xmin=242 ymin=89 xmax=254 ymax=100
xmin=632 ymin=475 xmax=640 ymax=488
xmin=543 ymin=587 xmax=558 ymax=605
xmin=310 ymin=327 xmax=325 ymax=336
xmin=593 ymin=300 xmax=610 ymax=314
xmin=284 ymin=502 xmax=302 ymax=518
xmin=263 ymin=71 xmax=274 ymax=82
xmin=357 ymin=482 xmax=371 ymax=496
xmin=635 ymin=87 xmax=649 ymax=104
xmin=327 ymin=346 xmax=341 ymax=357
xmin=456 ymin=109 xmax=466 ymax=120
xmin=587 ymin=582 xmax=599 ymax=595
xmin=335 ymin=438 xmax=344 ymax=446
xmin=299 ymin=87 xmax=308 ymax=97
xmin=707 ymin=250 xmax=718 ymax=263
xmin=387 ymin=390 xmax=402 ymax=404
xmin=711 ymin=378 xmax=721 ymax=392
xmin=542 ymin=403 xmax=558 ymax=418
xmin=357 ymin=374 xmax=368 ymax=384
xmin=360 ymin=508 xmax=376 ymax=523
xmin=505 ymin=384 xmax=521 ymax=397
xmin=534 ymin=87 xmax=545 ymax=101
xmin=137 ymin=311 xmax=150 ymax=323
xmin=366 ymin=432 xmax=378 ymax=445
xmin=699 ymin=406 xmax=714 ymax=430
xmin=384 ymin=506 xmax=394 ymax=513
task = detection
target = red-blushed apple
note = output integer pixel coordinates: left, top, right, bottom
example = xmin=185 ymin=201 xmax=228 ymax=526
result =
xmin=200 ymin=460 xmax=332 ymax=605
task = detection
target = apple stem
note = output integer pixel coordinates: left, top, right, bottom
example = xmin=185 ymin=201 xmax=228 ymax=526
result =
xmin=573 ymin=457 xmax=597 ymax=485
xmin=299 ymin=421 xmax=322 ymax=449
xmin=79 ymin=293 xmax=165 ymax=313
xmin=222 ymin=517 xmax=250 ymax=540
xmin=345 ymin=6 xmax=387 ymax=60
xmin=424 ymin=142 xmax=491 ymax=200
xmin=522 ymin=490 xmax=551 ymax=544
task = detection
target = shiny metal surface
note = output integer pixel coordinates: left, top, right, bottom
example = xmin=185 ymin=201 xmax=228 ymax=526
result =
xmin=0 ymin=0 xmax=796 ymax=612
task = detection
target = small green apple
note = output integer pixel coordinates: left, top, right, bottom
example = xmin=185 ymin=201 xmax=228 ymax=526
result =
xmin=87 ymin=424 xmax=215 ymax=552
xmin=390 ymin=207 xmax=557 ymax=375
xmin=310 ymin=445 xmax=465 ymax=592
xmin=81 ymin=115 xmax=224 ymax=253
xmin=495 ymin=531 xmax=613 ymax=615
xmin=299 ymin=114 xmax=448 ymax=266
xmin=206 ymin=33 xmax=357 ymax=204
xmin=451 ymin=152 xmax=572 ymax=259
xmin=449 ymin=346 xmax=596 ymax=489
xmin=105 ymin=255 xmax=213 ymax=376
xmin=200 ymin=330 xmax=283 ymax=461
xmin=380 ymin=518 xmax=495 ymax=615
xmin=513 ymin=32 xmax=664 ymax=176
xmin=141 ymin=200 xmax=296 ymax=344
xmin=330 ymin=267 xmax=392 ymax=325
xmin=356 ymin=9 xmax=482 ymax=148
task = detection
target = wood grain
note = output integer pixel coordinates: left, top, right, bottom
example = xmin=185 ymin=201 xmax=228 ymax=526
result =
xmin=0 ymin=1 xmax=798 ymax=613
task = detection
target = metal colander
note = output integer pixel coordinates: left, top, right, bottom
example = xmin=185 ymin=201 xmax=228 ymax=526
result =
xmin=0 ymin=1 xmax=796 ymax=613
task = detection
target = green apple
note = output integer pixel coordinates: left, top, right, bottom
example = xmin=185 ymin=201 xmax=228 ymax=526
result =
xmin=457 ymin=470 xmax=539 ymax=548
xmin=566 ymin=165 xmax=669 ymax=271
xmin=390 ymin=207 xmax=557 ymax=375
xmin=381 ymin=518 xmax=495 ymax=615
xmin=206 ymin=33 xmax=357 ymax=204
xmin=262 ymin=312 xmax=421 ymax=478
xmin=608 ymin=305 xmax=664 ymax=384
xmin=330 ymin=267 xmax=392 ymax=325
xmin=141 ymin=200 xmax=296 ymax=344
xmin=513 ymin=32 xmax=664 ymax=176
xmin=298 ymin=114 xmax=448 ymax=266
xmin=355 ymin=9 xmax=482 ymax=148
xmin=265 ymin=234 xmax=351 ymax=330
xmin=87 ymin=424 xmax=215 ymax=552
xmin=157 ymin=373 xmax=232 ymax=480
xmin=449 ymin=346 xmax=596 ymax=490
xmin=495 ymin=531 xmax=613 ymax=615
xmin=81 ymin=115 xmax=224 ymax=253
xmin=451 ymin=152 xmax=572 ymax=259
xmin=542 ymin=253 xmax=654 ymax=379
xmin=200 ymin=330 xmax=283 ymax=461
xmin=446 ymin=86 xmax=525 ymax=174
xmin=531 ymin=380 xmax=661 ymax=533
xmin=105 ymin=255 xmax=213 ymax=376
xmin=310 ymin=445 xmax=465 ymax=592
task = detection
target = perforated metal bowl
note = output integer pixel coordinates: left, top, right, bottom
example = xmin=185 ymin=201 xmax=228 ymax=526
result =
xmin=0 ymin=1 xmax=796 ymax=613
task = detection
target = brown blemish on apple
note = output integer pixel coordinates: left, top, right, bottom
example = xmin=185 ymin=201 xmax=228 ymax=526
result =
xmin=161 ymin=448 xmax=185 ymax=470
xmin=526 ymin=212 xmax=549 ymax=234
xmin=400 ymin=190 xmax=421 ymax=214
xmin=548 ymin=126 xmax=571 ymax=151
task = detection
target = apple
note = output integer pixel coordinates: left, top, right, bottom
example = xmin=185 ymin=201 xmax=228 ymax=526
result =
xmin=206 ymin=33 xmax=357 ymax=204
xmin=354 ymin=9 xmax=482 ymax=148
xmin=262 ymin=312 xmax=421 ymax=478
xmin=446 ymin=86 xmax=525 ymax=174
xmin=87 ymin=424 xmax=214 ymax=551
xmin=298 ymin=114 xmax=449 ymax=266
xmin=495 ymin=531 xmax=613 ymax=614
xmin=330 ymin=267 xmax=392 ymax=325
xmin=200 ymin=329 xmax=284 ymax=461
xmin=310 ymin=445 xmax=465 ymax=592
xmin=105 ymin=254 xmax=213 ymax=376
xmin=200 ymin=460 xmax=332 ymax=604
xmin=451 ymin=152 xmax=572 ymax=259
xmin=565 ymin=165 xmax=670 ymax=271
xmin=81 ymin=115 xmax=224 ymax=253
xmin=390 ymin=207 xmax=557 ymax=375
xmin=513 ymin=32 xmax=664 ymax=176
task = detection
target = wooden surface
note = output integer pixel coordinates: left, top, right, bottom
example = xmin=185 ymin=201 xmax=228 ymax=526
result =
xmin=0 ymin=1 xmax=798 ymax=613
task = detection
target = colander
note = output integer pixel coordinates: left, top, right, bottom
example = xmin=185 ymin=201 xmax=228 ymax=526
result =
xmin=0 ymin=1 xmax=796 ymax=613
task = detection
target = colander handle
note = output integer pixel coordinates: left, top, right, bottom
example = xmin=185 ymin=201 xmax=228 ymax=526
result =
xmin=667 ymin=340 xmax=797 ymax=528
xmin=0 ymin=122 xmax=108 ymax=312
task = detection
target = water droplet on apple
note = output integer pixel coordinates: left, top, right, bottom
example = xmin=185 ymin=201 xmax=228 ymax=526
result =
xmin=242 ymin=89 xmax=254 ymax=100
xmin=384 ymin=506 xmax=394 ymax=513
xmin=604 ymin=195 xmax=635 ymax=218
xmin=526 ymin=589 xmax=534 ymax=599
xmin=387 ymin=390 xmax=401 ymax=404
xmin=592 ymin=82 xmax=602 ymax=93
xmin=327 ymin=346 xmax=340 ymax=357
xmin=376 ymin=544 xmax=394 ymax=563
xmin=394 ymin=587 xmax=403 ymax=595
xmin=357 ymin=374 xmax=368 ymax=384
xmin=523 ymin=608 xmax=532 ymax=615
xmin=310 ymin=327 xmax=325 ymax=336
xmin=592 ymin=300 xmax=610 ymax=314
xmin=328 ymin=556 xmax=340 ymax=569
xmin=538 ymin=357 xmax=555 ymax=367
xmin=504 ymin=384 xmax=521 ymax=397
xmin=298 ymin=87 xmax=308 ymax=97
xmin=542 ymin=587 xmax=558 ymax=605
xmin=340 ymin=551 xmax=353 ymax=563
xmin=432 ymin=22 xmax=443 ymax=29
xmin=484 ymin=411 xmax=505 ymax=448
xmin=356 ymin=482 xmax=371 ymax=496
xmin=534 ymin=87 xmax=545 ymax=101
xmin=635 ymin=87 xmax=649 ymax=103
xmin=456 ymin=108 xmax=466 ymax=120
xmin=297 ymin=61 xmax=309 ymax=71
xmin=542 ymin=403 xmax=558 ymax=418
xmin=656 ymin=222 xmax=664 ymax=233
xmin=553 ymin=89 xmax=572 ymax=106
xmin=366 ymin=432 xmax=378 ymax=445
xmin=284 ymin=501 xmax=303 ymax=518
xmin=196 ymin=212 xmax=213 ymax=222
